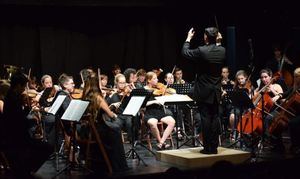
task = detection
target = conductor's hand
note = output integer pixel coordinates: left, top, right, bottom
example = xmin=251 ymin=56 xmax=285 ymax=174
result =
xmin=186 ymin=28 xmax=195 ymax=42
xmin=216 ymin=32 xmax=222 ymax=44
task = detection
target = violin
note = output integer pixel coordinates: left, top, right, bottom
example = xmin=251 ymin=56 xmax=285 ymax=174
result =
xmin=71 ymin=88 xmax=83 ymax=99
xmin=151 ymin=82 xmax=176 ymax=96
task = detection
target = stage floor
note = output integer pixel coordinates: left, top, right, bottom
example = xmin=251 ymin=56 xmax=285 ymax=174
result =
xmin=2 ymin=135 xmax=300 ymax=178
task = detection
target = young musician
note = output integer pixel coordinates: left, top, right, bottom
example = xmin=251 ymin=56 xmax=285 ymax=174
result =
xmin=144 ymin=71 xmax=176 ymax=150
xmin=82 ymin=76 xmax=128 ymax=172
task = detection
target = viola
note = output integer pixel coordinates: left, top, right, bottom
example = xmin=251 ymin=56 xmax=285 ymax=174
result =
xmin=151 ymin=82 xmax=176 ymax=96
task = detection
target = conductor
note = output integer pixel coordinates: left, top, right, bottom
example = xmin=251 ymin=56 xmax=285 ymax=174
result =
xmin=182 ymin=27 xmax=225 ymax=154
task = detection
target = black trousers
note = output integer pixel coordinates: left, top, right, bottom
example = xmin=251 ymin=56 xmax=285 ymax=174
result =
xmin=198 ymin=99 xmax=220 ymax=151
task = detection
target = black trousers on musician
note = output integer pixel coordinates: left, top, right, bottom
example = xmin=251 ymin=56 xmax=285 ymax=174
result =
xmin=198 ymin=99 xmax=220 ymax=152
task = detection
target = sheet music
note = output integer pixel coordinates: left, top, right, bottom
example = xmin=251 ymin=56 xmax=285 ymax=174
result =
xmin=123 ymin=96 xmax=146 ymax=116
xmin=48 ymin=95 xmax=67 ymax=115
xmin=61 ymin=100 xmax=89 ymax=122
xmin=155 ymin=94 xmax=193 ymax=104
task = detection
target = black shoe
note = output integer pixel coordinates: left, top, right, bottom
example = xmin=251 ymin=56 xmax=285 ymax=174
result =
xmin=200 ymin=148 xmax=218 ymax=154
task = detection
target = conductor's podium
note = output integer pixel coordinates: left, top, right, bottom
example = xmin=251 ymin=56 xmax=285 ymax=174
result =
xmin=156 ymin=147 xmax=251 ymax=169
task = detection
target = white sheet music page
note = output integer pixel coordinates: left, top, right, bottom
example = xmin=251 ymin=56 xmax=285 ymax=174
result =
xmin=155 ymin=94 xmax=193 ymax=103
xmin=61 ymin=100 xmax=89 ymax=122
xmin=48 ymin=95 xmax=67 ymax=115
xmin=123 ymin=96 xmax=145 ymax=116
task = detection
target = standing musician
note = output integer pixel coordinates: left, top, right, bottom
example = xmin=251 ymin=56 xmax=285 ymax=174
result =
xmin=144 ymin=71 xmax=176 ymax=150
xmin=182 ymin=27 xmax=225 ymax=154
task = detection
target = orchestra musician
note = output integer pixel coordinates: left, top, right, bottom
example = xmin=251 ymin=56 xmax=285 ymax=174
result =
xmin=106 ymin=74 xmax=136 ymax=141
xmin=174 ymin=67 xmax=186 ymax=84
xmin=144 ymin=71 xmax=176 ymax=150
xmin=2 ymin=72 xmax=51 ymax=178
xmin=219 ymin=66 xmax=234 ymax=136
xmin=182 ymin=27 xmax=225 ymax=154
xmin=281 ymin=67 xmax=300 ymax=155
xmin=229 ymin=70 xmax=249 ymax=137
xmin=82 ymin=76 xmax=128 ymax=172
xmin=136 ymin=68 xmax=147 ymax=88
xmin=255 ymin=68 xmax=284 ymax=152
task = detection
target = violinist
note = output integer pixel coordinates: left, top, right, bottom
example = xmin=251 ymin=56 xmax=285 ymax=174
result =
xmin=144 ymin=71 xmax=175 ymax=150
xmin=106 ymin=74 xmax=135 ymax=141
xmin=2 ymin=72 xmax=51 ymax=178
xmin=123 ymin=68 xmax=138 ymax=90
xmin=52 ymin=74 xmax=76 ymax=153
xmin=136 ymin=68 xmax=147 ymax=88
xmin=35 ymin=74 xmax=58 ymax=145
xmin=164 ymin=73 xmax=174 ymax=85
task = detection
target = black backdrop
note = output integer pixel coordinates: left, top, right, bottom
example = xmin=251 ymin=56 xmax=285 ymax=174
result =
xmin=0 ymin=1 xmax=299 ymax=85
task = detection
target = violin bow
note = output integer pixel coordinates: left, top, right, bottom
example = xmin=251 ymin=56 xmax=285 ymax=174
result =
xmin=162 ymin=65 xmax=177 ymax=95
xmin=214 ymin=14 xmax=219 ymax=30
xmin=98 ymin=68 xmax=102 ymax=90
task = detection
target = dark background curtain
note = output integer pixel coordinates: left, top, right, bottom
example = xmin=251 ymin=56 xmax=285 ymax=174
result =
xmin=0 ymin=1 xmax=299 ymax=85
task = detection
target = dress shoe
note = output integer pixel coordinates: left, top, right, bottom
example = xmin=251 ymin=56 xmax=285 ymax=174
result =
xmin=200 ymin=148 xmax=218 ymax=154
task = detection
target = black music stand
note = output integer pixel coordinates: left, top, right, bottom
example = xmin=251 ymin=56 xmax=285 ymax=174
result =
xmin=123 ymin=89 xmax=155 ymax=166
xmin=46 ymin=95 xmax=67 ymax=172
xmin=167 ymin=83 xmax=194 ymax=148
xmin=227 ymin=90 xmax=254 ymax=149
xmin=52 ymin=100 xmax=93 ymax=178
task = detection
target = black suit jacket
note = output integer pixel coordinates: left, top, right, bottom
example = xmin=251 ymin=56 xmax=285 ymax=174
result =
xmin=182 ymin=42 xmax=225 ymax=104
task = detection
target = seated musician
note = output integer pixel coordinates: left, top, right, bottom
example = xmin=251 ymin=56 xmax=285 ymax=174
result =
xmin=123 ymin=68 xmax=138 ymax=90
xmin=144 ymin=71 xmax=176 ymax=150
xmin=106 ymin=74 xmax=136 ymax=142
xmin=229 ymin=70 xmax=249 ymax=137
xmin=220 ymin=66 xmax=234 ymax=134
xmin=2 ymin=72 xmax=51 ymax=178
xmin=82 ymin=76 xmax=128 ymax=172
xmin=136 ymin=68 xmax=147 ymax=88
xmin=255 ymin=69 xmax=284 ymax=152
xmin=283 ymin=67 xmax=300 ymax=155
xmin=174 ymin=67 xmax=186 ymax=84
xmin=52 ymin=74 xmax=76 ymax=154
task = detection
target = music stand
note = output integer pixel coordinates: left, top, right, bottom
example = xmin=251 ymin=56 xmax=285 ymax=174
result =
xmin=52 ymin=99 xmax=93 ymax=178
xmin=123 ymin=88 xmax=155 ymax=166
xmin=227 ymin=90 xmax=254 ymax=149
xmin=167 ymin=84 xmax=194 ymax=148
xmin=46 ymin=95 xmax=67 ymax=172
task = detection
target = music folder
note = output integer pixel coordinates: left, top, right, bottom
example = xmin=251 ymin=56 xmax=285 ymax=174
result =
xmin=122 ymin=96 xmax=146 ymax=116
xmin=61 ymin=100 xmax=90 ymax=122
xmin=48 ymin=95 xmax=67 ymax=115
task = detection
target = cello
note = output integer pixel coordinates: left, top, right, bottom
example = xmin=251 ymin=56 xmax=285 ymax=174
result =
xmin=269 ymin=89 xmax=300 ymax=135
xmin=237 ymin=74 xmax=280 ymax=135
